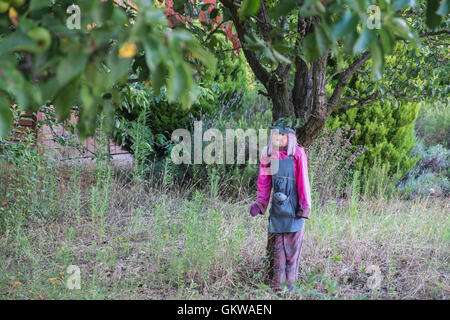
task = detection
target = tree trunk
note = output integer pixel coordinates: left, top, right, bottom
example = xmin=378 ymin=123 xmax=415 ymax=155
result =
xmin=264 ymin=53 xmax=330 ymax=284
xmin=268 ymin=54 xmax=330 ymax=148
xmin=268 ymin=79 xmax=295 ymax=120
xmin=296 ymin=53 xmax=330 ymax=148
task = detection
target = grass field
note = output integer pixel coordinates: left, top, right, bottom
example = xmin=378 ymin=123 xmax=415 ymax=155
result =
xmin=0 ymin=160 xmax=448 ymax=300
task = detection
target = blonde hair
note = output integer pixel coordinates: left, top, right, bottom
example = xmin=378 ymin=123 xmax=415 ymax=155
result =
xmin=266 ymin=132 xmax=297 ymax=157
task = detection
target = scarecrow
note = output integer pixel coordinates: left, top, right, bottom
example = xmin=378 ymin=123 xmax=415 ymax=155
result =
xmin=250 ymin=118 xmax=312 ymax=292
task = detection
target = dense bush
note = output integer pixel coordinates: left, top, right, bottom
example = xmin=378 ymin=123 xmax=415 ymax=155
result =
xmin=114 ymin=43 xmax=249 ymax=157
xmin=159 ymin=89 xmax=273 ymax=200
xmin=326 ymin=100 xmax=421 ymax=196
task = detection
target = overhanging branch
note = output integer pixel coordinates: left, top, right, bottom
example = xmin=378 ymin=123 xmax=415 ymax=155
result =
xmin=219 ymin=0 xmax=271 ymax=86
xmin=328 ymin=51 xmax=371 ymax=109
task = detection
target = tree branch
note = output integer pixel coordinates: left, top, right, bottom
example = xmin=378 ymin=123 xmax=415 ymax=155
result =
xmin=292 ymin=15 xmax=314 ymax=114
xmin=419 ymin=30 xmax=450 ymax=37
xmin=328 ymin=51 xmax=371 ymax=109
xmin=255 ymin=0 xmax=273 ymax=43
xmin=394 ymin=29 xmax=450 ymax=41
xmin=334 ymin=92 xmax=380 ymax=110
xmin=219 ymin=0 xmax=271 ymax=86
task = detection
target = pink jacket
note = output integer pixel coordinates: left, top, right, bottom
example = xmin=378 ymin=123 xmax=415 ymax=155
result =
xmin=256 ymin=145 xmax=312 ymax=219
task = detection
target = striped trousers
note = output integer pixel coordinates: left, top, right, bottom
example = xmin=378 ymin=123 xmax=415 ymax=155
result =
xmin=271 ymin=228 xmax=305 ymax=291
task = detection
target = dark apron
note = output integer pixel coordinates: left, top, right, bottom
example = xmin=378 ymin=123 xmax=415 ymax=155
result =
xmin=269 ymin=156 xmax=304 ymax=233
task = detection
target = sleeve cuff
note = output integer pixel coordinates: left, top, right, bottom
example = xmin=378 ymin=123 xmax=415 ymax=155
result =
xmin=297 ymin=207 xmax=311 ymax=219
xmin=256 ymin=201 xmax=267 ymax=214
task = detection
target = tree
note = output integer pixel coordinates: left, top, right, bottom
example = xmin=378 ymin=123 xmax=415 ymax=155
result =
xmin=207 ymin=0 xmax=449 ymax=147
xmin=0 ymin=0 xmax=216 ymax=138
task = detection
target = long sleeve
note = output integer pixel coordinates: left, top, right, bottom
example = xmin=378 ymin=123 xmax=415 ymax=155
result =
xmin=295 ymin=146 xmax=312 ymax=218
xmin=256 ymin=148 xmax=272 ymax=211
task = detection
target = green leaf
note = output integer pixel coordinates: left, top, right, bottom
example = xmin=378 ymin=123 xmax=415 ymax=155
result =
xmin=369 ymin=40 xmax=384 ymax=80
xmin=22 ymin=82 xmax=43 ymax=111
xmin=145 ymin=9 xmax=168 ymax=26
xmin=167 ymin=61 xmax=192 ymax=108
xmin=263 ymin=46 xmax=275 ymax=63
xmin=151 ymin=63 xmax=167 ymax=97
xmin=392 ymin=0 xmax=417 ymax=10
xmin=106 ymin=45 xmax=131 ymax=86
xmin=302 ymin=32 xmax=319 ymax=61
xmin=299 ymin=1 xmax=321 ymax=17
xmin=331 ymin=11 xmax=359 ymax=39
xmin=0 ymin=60 xmax=41 ymax=111
xmin=188 ymin=43 xmax=216 ymax=72
xmin=210 ymin=8 xmax=220 ymax=20
xmin=343 ymin=30 xmax=359 ymax=54
xmin=378 ymin=27 xmax=395 ymax=55
xmin=353 ymin=27 xmax=376 ymax=54
xmin=102 ymin=98 xmax=115 ymax=136
xmin=302 ymin=22 xmax=332 ymax=61
xmin=269 ymin=0 xmax=299 ymax=19
xmin=239 ymin=0 xmax=261 ymax=21
xmin=426 ymin=0 xmax=442 ymax=28
xmin=436 ymin=0 xmax=449 ymax=15
xmin=221 ymin=6 xmax=233 ymax=22
xmin=169 ymin=29 xmax=194 ymax=47
xmin=353 ymin=0 xmax=369 ymax=12
xmin=78 ymin=85 xmax=98 ymax=138
xmin=54 ymin=78 xmax=79 ymax=122
xmin=315 ymin=24 xmax=330 ymax=56
xmin=0 ymin=32 xmax=42 ymax=56
xmin=0 ymin=95 xmax=12 ymax=138
xmin=173 ymin=0 xmax=187 ymax=14
xmin=0 ymin=60 xmax=24 ymax=97
xmin=30 ymin=0 xmax=52 ymax=11
xmin=243 ymin=32 xmax=265 ymax=51
xmin=56 ymin=52 xmax=89 ymax=93
xmin=144 ymin=37 xmax=162 ymax=71
xmin=388 ymin=17 xmax=415 ymax=41
xmin=272 ymin=49 xmax=291 ymax=64
xmin=133 ymin=54 xmax=150 ymax=79
xmin=303 ymin=23 xmax=329 ymax=61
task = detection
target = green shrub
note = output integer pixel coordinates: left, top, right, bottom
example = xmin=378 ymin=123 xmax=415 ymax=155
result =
xmin=114 ymin=49 xmax=249 ymax=157
xmin=327 ymin=100 xmax=421 ymax=196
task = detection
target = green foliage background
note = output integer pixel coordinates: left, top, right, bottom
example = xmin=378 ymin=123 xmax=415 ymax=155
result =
xmin=327 ymin=100 xmax=421 ymax=188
